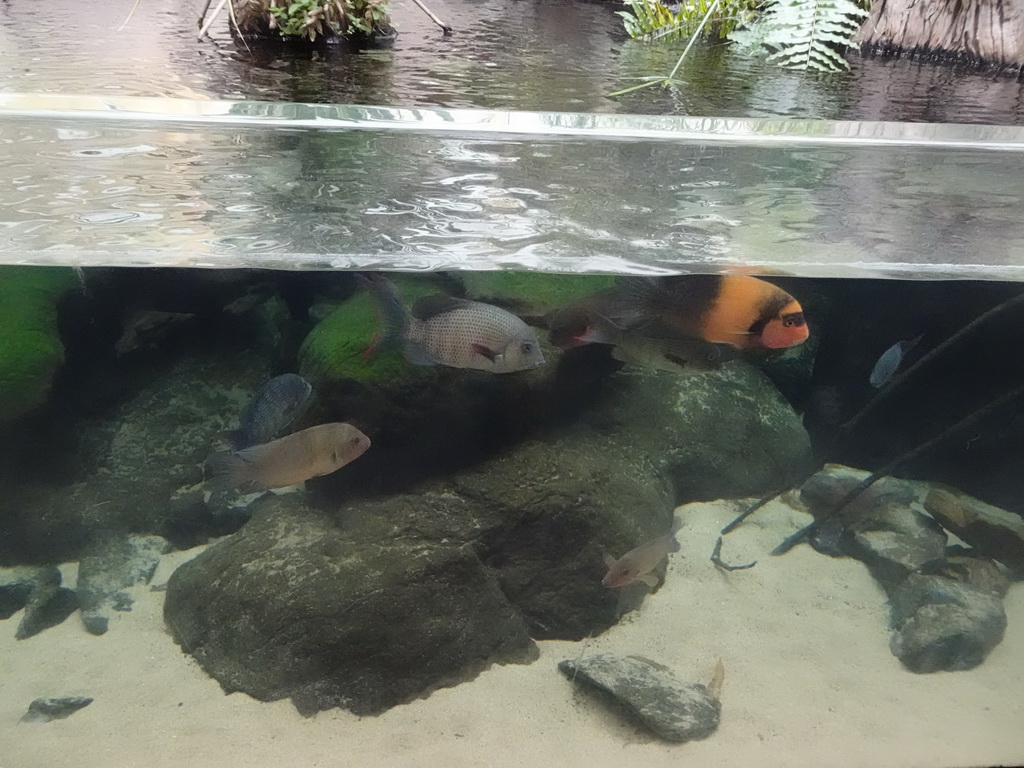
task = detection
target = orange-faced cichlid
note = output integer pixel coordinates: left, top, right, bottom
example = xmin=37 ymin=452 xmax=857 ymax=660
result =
xmin=602 ymin=517 xmax=682 ymax=589
xmin=358 ymin=273 xmax=545 ymax=373
xmin=205 ymin=422 xmax=370 ymax=492
xmin=603 ymin=274 xmax=809 ymax=351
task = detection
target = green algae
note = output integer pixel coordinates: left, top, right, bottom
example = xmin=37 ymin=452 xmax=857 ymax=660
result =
xmin=0 ymin=266 xmax=76 ymax=422
xmin=460 ymin=272 xmax=618 ymax=313
xmin=298 ymin=278 xmax=438 ymax=385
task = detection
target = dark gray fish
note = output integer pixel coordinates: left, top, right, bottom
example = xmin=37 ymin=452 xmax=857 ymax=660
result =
xmin=869 ymin=334 xmax=923 ymax=388
xmin=228 ymin=373 xmax=314 ymax=449
xmin=358 ymin=274 xmax=545 ymax=373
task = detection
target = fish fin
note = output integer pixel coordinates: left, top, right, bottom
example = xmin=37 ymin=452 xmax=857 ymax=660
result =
xmin=403 ymin=339 xmax=438 ymax=366
xmin=224 ymin=428 xmax=252 ymax=451
xmin=356 ymin=273 xmax=410 ymax=351
xmin=410 ymin=294 xmax=472 ymax=320
xmin=204 ymin=450 xmax=257 ymax=492
xmin=471 ymin=343 xmax=498 ymax=363
xmin=640 ymin=573 xmax=660 ymax=588
xmin=577 ymin=327 xmax=612 ymax=345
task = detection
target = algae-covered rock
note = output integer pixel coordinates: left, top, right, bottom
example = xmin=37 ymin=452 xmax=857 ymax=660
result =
xmin=460 ymin=272 xmax=618 ymax=318
xmin=164 ymin=497 xmax=538 ymax=716
xmin=298 ymin=277 xmax=439 ymax=386
xmin=0 ymin=266 xmax=75 ymax=422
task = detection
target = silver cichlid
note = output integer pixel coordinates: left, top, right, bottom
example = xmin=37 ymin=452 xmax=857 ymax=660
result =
xmin=228 ymin=373 xmax=314 ymax=449
xmin=359 ymin=274 xmax=545 ymax=373
xmin=869 ymin=334 xmax=923 ymax=388
xmin=602 ymin=517 xmax=682 ymax=588
xmin=205 ymin=422 xmax=370 ymax=492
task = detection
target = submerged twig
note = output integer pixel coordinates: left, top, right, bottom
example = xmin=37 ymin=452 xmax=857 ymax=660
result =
xmin=726 ymin=287 xmax=1024 ymax=537
xmin=409 ymin=0 xmax=452 ymax=35
xmin=711 ymin=536 xmax=757 ymax=571
xmin=720 ymin=490 xmax=781 ymax=535
xmin=772 ymin=381 xmax=1024 ymax=556
xmin=199 ymin=0 xmax=229 ymax=40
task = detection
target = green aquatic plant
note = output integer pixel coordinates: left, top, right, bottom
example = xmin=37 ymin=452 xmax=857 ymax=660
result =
xmin=617 ymin=0 xmax=757 ymax=42
xmin=260 ymin=0 xmax=391 ymax=39
xmin=729 ymin=0 xmax=870 ymax=71
xmin=613 ymin=0 xmax=870 ymax=92
xmin=0 ymin=267 xmax=76 ymax=423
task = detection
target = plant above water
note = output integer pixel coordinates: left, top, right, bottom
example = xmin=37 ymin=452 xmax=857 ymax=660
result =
xmin=616 ymin=0 xmax=871 ymax=75
xmin=262 ymin=0 xmax=391 ymax=40
xmin=617 ymin=0 xmax=757 ymax=41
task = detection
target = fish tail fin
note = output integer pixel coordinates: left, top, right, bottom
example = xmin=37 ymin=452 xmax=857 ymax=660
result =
xmin=355 ymin=273 xmax=409 ymax=352
xmin=668 ymin=515 xmax=683 ymax=552
xmin=204 ymin=451 xmax=253 ymax=492
xmin=603 ymin=277 xmax=661 ymax=329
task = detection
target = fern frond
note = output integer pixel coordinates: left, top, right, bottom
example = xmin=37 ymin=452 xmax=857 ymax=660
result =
xmin=729 ymin=0 xmax=868 ymax=72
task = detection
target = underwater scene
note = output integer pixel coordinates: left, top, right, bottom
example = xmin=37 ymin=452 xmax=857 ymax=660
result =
xmin=2 ymin=107 xmax=1024 ymax=768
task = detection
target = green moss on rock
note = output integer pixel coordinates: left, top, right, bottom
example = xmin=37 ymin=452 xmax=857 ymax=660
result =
xmin=0 ymin=267 xmax=75 ymax=422
xmin=298 ymin=278 xmax=438 ymax=386
xmin=461 ymin=271 xmax=618 ymax=314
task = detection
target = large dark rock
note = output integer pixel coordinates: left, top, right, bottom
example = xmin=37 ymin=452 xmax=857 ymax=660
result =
xmin=346 ymin=431 xmax=675 ymax=640
xmin=558 ymin=653 xmax=721 ymax=743
xmin=164 ymin=498 xmax=538 ymax=716
xmin=889 ymin=572 xmax=1007 ymax=673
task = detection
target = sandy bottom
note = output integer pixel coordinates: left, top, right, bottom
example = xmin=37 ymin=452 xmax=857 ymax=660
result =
xmin=2 ymin=498 xmax=1023 ymax=768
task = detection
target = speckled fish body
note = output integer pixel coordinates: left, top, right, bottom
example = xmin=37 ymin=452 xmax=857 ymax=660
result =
xmin=602 ymin=518 xmax=682 ymax=588
xmin=405 ymin=295 xmax=545 ymax=372
xmin=358 ymin=274 xmax=544 ymax=373
xmin=229 ymin=373 xmax=314 ymax=449
xmin=206 ymin=422 xmax=370 ymax=492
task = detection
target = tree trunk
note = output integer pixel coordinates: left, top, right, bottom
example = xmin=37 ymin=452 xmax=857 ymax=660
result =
xmin=858 ymin=0 xmax=1024 ymax=71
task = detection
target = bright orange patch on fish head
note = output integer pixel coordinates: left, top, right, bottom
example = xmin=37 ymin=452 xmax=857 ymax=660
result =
xmin=760 ymin=302 xmax=808 ymax=349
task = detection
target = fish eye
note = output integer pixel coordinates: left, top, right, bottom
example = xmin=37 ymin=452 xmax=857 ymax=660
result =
xmin=521 ymin=342 xmax=534 ymax=354
xmin=782 ymin=312 xmax=805 ymax=328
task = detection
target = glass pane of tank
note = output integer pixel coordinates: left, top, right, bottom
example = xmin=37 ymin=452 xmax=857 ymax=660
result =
xmin=2 ymin=101 xmax=1024 ymax=768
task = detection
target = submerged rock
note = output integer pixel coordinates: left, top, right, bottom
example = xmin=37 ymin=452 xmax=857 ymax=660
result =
xmin=889 ymin=572 xmax=1007 ymax=673
xmin=924 ymin=487 xmax=1024 ymax=574
xmin=0 ymin=565 xmax=77 ymax=639
xmin=77 ymin=534 xmax=171 ymax=635
xmin=558 ymin=653 xmax=721 ymax=743
xmin=20 ymin=696 xmax=93 ymax=723
xmin=164 ymin=498 xmax=537 ymax=716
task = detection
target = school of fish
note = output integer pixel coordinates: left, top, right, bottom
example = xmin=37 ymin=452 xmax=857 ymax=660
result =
xmin=206 ymin=271 xmax=811 ymax=600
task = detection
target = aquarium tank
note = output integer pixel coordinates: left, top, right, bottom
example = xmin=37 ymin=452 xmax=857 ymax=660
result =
xmin=2 ymin=1 xmax=1024 ymax=767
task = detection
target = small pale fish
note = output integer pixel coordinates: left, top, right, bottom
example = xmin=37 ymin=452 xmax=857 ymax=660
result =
xmin=205 ymin=422 xmax=370 ymax=492
xmin=707 ymin=658 xmax=726 ymax=702
xmin=869 ymin=334 xmax=923 ymax=388
xmin=358 ymin=273 xmax=545 ymax=373
xmin=228 ymin=373 xmax=314 ymax=449
xmin=602 ymin=517 xmax=683 ymax=589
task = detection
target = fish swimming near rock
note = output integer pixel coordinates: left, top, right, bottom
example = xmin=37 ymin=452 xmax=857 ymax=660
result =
xmin=358 ymin=273 xmax=545 ymax=373
xmin=549 ymin=299 xmax=738 ymax=375
xmin=869 ymin=334 xmax=923 ymax=388
xmin=600 ymin=274 xmax=809 ymax=351
xmin=227 ymin=373 xmax=314 ymax=450
xmin=205 ymin=422 xmax=370 ymax=492
xmin=602 ymin=517 xmax=683 ymax=589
